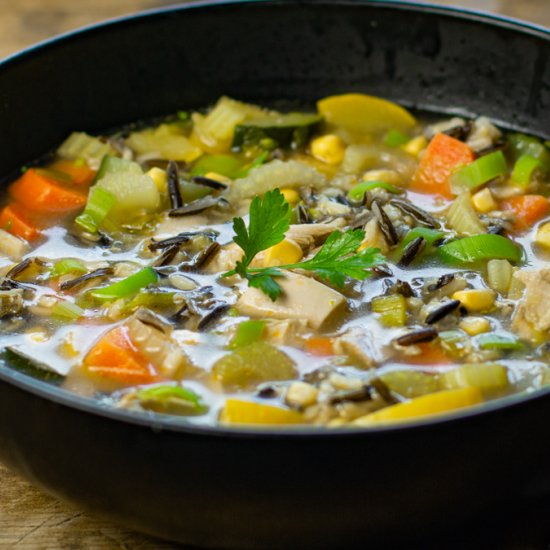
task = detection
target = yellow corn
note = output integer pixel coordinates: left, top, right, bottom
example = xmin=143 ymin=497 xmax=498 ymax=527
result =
xmin=310 ymin=134 xmax=346 ymax=165
xmin=402 ymin=135 xmax=428 ymax=157
xmin=146 ymin=167 xmax=168 ymax=194
xmin=452 ymin=289 xmax=496 ymax=312
xmin=459 ymin=316 xmax=491 ymax=336
xmin=280 ymin=188 xmax=301 ymax=205
xmin=353 ymin=387 xmax=483 ymax=426
xmin=535 ymin=222 xmax=550 ymax=248
xmin=204 ymin=171 xmax=232 ymax=186
xmin=472 ymin=188 xmax=497 ymax=213
xmin=362 ymin=169 xmax=401 ymax=185
xmin=263 ymin=239 xmax=303 ymax=267
xmin=220 ymin=399 xmax=303 ymax=425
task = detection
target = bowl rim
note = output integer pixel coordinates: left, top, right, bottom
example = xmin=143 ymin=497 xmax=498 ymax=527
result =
xmin=1 ymin=0 xmax=550 ymax=439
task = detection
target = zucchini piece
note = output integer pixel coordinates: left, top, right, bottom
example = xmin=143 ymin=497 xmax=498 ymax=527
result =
xmin=232 ymin=112 xmax=323 ymax=150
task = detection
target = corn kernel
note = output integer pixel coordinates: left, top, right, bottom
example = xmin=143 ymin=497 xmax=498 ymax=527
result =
xmin=363 ymin=169 xmax=401 ymax=185
xmin=263 ymin=239 xmax=303 ymax=267
xmin=146 ymin=167 xmax=168 ymax=194
xmin=280 ymin=188 xmax=300 ymax=205
xmin=310 ymin=134 xmax=346 ymax=165
xmin=459 ymin=316 xmax=491 ymax=336
xmin=535 ymin=222 xmax=550 ymax=249
xmin=204 ymin=171 xmax=232 ymax=186
xmin=402 ymin=135 xmax=428 ymax=157
xmin=452 ymin=289 xmax=496 ymax=312
xmin=472 ymin=188 xmax=497 ymax=213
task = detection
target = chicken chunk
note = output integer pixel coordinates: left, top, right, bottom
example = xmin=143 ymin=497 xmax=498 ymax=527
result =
xmin=512 ymin=267 xmax=550 ymax=339
xmin=236 ymin=272 xmax=347 ymax=329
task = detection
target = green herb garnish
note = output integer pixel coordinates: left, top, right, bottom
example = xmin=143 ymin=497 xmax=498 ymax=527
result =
xmin=223 ymin=189 xmax=384 ymax=300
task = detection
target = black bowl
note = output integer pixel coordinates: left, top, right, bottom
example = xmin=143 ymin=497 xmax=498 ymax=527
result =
xmin=2 ymin=1 xmax=550 ymax=548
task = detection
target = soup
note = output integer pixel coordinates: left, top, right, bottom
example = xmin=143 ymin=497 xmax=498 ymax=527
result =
xmin=0 ymin=93 xmax=549 ymax=428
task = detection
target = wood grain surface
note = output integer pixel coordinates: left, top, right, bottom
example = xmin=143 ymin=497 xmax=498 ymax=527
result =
xmin=1 ymin=1 xmax=550 ymax=548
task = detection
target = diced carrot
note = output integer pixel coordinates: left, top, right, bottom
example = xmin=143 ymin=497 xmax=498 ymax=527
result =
xmin=411 ymin=133 xmax=475 ymax=199
xmin=305 ymin=337 xmax=334 ymax=356
xmin=501 ymin=194 xmax=550 ymax=231
xmin=83 ymin=326 xmax=158 ymax=386
xmin=406 ymin=343 xmax=453 ymax=366
xmin=9 ymin=168 xmax=87 ymax=214
xmin=49 ymin=159 xmax=96 ymax=186
xmin=0 ymin=203 xmax=41 ymax=241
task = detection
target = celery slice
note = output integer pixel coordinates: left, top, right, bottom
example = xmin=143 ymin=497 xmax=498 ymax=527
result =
xmin=439 ymin=234 xmax=523 ymax=264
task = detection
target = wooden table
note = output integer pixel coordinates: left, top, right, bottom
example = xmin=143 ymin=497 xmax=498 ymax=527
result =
xmin=1 ymin=1 xmax=550 ymax=548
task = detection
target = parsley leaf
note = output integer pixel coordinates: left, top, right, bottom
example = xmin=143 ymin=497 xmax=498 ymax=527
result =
xmin=223 ymin=189 xmax=384 ymax=300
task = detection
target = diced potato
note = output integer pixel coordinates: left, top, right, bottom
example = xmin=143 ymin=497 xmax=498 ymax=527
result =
xmin=452 ymin=289 xmax=496 ymax=312
xmin=220 ymin=399 xmax=303 ymax=425
xmin=459 ymin=316 xmax=491 ymax=336
xmin=310 ymin=134 xmax=346 ymax=165
xmin=472 ymin=188 xmax=498 ymax=213
xmin=353 ymin=387 xmax=483 ymax=426
xmin=212 ymin=341 xmax=297 ymax=390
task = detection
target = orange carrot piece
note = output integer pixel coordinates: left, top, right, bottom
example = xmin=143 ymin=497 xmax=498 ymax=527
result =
xmin=411 ymin=133 xmax=475 ymax=199
xmin=406 ymin=343 xmax=453 ymax=366
xmin=49 ymin=159 xmax=96 ymax=186
xmin=305 ymin=337 xmax=334 ymax=356
xmin=9 ymin=168 xmax=87 ymax=214
xmin=0 ymin=203 xmax=41 ymax=241
xmin=83 ymin=326 xmax=158 ymax=386
xmin=501 ymin=194 xmax=550 ymax=231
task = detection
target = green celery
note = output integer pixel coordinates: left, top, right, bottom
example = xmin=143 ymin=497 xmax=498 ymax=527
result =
xmin=383 ymin=129 xmax=410 ymax=147
xmin=135 ymin=385 xmax=208 ymax=415
xmin=507 ymin=133 xmax=550 ymax=171
xmin=75 ymin=186 xmax=116 ymax=233
xmin=451 ymin=151 xmax=507 ymax=191
xmin=371 ymin=294 xmax=406 ymax=327
xmin=439 ymin=234 xmax=523 ymax=264
xmin=511 ymin=155 xmax=543 ymax=186
xmin=477 ymin=333 xmax=524 ymax=351
xmin=90 ymin=267 xmax=158 ymax=302
xmin=191 ymin=154 xmax=244 ymax=179
xmin=347 ymin=180 xmax=403 ymax=201
xmin=50 ymin=259 xmax=86 ymax=278
xmin=52 ymin=300 xmax=84 ymax=322
xmin=229 ymin=320 xmax=266 ymax=349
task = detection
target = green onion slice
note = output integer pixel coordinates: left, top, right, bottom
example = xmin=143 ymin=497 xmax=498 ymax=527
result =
xmin=477 ymin=333 xmax=524 ymax=351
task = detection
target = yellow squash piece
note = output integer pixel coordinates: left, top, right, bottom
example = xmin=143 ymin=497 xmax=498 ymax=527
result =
xmin=353 ymin=387 xmax=483 ymax=426
xmin=220 ymin=399 xmax=303 ymax=425
xmin=440 ymin=363 xmax=509 ymax=392
xmin=318 ymin=93 xmax=416 ymax=134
